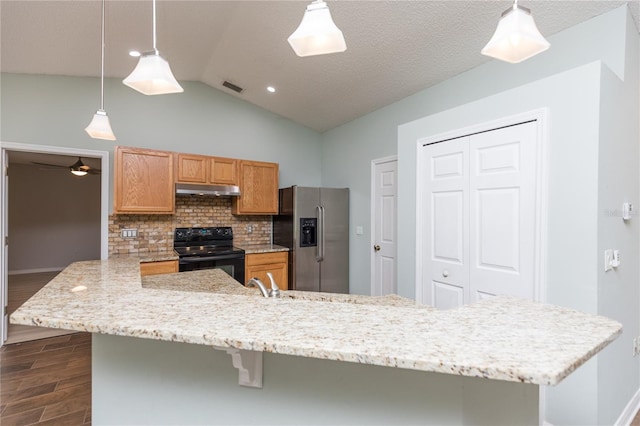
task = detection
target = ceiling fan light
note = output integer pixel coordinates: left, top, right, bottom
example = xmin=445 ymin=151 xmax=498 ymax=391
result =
xmin=70 ymin=158 xmax=89 ymax=176
xmin=123 ymin=52 xmax=184 ymax=95
xmin=481 ymin=4 xmax=550 ymax=64
xmin=288 ymin=0 xmax=346 ymax=57
xmin=85 ymin=109 xmax=116 ymax=141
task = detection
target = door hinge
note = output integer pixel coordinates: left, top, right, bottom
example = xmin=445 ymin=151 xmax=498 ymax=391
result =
xmin=3 ymin=305 xmax=7 ymax=317
xmin=4 ymin=236 xmax=7 ymax=246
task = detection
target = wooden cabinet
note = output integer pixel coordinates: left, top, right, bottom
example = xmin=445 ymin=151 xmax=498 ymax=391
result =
xmin=210 ymin=157 xmax=237 ymax=185
xmin=232 ymin=160 xmax=279 ymax=215
xmin=176 ymin=154 xmax=238 ymax=185
xmin=245 ymin=252 xmax=288 ymax=290
xmin=114 ymin=146 xmax=175 ymax=214
xmin=140 ymin=260 xmax=179 ymax=277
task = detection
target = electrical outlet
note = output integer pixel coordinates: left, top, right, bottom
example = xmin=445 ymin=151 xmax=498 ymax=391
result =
xmin=247 ymin=224 xmax=253 ymax=234
xmin=633 ymin=337 xmax=640 ymax=357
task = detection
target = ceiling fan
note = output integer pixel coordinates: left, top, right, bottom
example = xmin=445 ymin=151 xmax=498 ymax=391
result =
xmin=32 ymin=157 xmax=101 ymax=176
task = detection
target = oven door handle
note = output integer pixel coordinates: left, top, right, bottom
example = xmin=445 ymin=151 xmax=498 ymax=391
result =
xmin=179 ymin=254 xmax=244 ymax=263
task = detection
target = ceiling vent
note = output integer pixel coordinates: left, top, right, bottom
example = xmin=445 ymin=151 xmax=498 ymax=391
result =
xmin=222 ymin=80 xmax=244 ymax=94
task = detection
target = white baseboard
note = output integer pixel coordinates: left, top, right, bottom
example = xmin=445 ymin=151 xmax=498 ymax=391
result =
xmin=616 ymin=386 xmax=640 ymax=426
xmin=8 ymin=267 xmax=65 ymax=275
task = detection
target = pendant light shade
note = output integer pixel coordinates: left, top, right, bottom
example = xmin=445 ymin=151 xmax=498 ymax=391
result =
xmin=481 ymin=2 xmax=550 ymax=64
xmin=123 ymin=0 xmax=183 ymax=95
xmin=85 ymin=110 xmax=116 ymax=141
xmin=123 ymin=51 xmax=183 ymax=95
xmin=85 ymin=0 xmax=116 ymax=140
xmin=288 ymin=0 xmax=346 ymax=57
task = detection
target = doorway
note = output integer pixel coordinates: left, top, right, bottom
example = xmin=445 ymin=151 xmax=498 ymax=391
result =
xmin=0 ymin=142 xmax=110 ymax=346
xmin=371 ymin=156 xmax=397 ymax=296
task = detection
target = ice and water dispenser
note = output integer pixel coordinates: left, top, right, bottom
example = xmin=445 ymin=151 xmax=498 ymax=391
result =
xmin=300 ymin=218 xmax=317 ymax=247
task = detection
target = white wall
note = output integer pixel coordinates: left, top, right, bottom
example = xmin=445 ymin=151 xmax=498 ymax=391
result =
xmin=8 ymin=163 xmax=101 ymax=272
xmin=0 ymin=74 xmax=324 ymax=210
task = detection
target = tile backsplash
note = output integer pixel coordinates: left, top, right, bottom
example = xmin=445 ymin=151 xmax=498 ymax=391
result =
xmin=109 ymin=195 xmax=271 ymax=255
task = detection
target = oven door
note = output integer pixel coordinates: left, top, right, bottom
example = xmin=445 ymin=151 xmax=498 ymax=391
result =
xmin=179 ymin=254 xmax=245 ymax=283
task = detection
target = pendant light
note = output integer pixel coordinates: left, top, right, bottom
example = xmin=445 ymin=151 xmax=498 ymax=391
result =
xmin=85 ymin=0 xmax=116 ymax=141
xmin=288 ymin=0 xmax=346 ymax=57
xmin=123 ymin=0 xmax=183 ymax=95
xmin=481 ymin=0 xmax=550 ymax=64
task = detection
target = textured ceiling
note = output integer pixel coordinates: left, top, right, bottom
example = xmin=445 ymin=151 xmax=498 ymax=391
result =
xmin=1 ymin=1 xmax=638 ymax=132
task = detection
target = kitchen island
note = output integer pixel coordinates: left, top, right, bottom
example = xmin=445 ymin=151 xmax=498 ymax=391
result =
xmin=10 ymin=259 xmax=621 ymax=425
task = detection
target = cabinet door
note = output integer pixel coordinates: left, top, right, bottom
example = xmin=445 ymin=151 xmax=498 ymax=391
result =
xmin=176 ymin=154 xmax=207 ymax=183
xmin=232 ymin=160 xmax=278 ymax=215
xmin=114 ymin=146 xmax=175 ymax=214
xmin=210 ymin=157 xmax=237 ymax=185
xmin=140 ymin=260 xmax=179 ymax=277
xmin=245 ymin=252 xmax=288 ymax=290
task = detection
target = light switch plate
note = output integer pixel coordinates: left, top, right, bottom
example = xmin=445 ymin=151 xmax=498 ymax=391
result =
xmin=355 ymin=226 xmax=364 ymax=235
xmin=604 ymin=249 xmax=613 ymax=272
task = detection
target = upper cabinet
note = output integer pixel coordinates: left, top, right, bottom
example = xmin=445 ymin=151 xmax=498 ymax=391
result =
xmin=176 ymin=154 xmax=238 ymax=185
xmin=114 ymin=146 xmax=175 ymax=214
xmin=232 ymin=160 xmax=279 ymax=215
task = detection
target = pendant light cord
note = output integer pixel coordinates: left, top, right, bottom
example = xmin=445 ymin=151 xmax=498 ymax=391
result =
xmin=100 ymin=0 xmax=106 ymax=111
xmin=152 ymin=0 xmax=158 ymax=54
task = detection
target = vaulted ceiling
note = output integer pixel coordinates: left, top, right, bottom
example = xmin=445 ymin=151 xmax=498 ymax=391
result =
xmin=1 ymin=1 xmax=638 ymax=132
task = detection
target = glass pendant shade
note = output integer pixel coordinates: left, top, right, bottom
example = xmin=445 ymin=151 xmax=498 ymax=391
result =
xmin=85 ymin=109 xmax=116 ymax=141
xmin=481 ymin=4 xmax=550 ymax=64
xmin=123 ymin=51 xmax=183 ymax=95
xmin=288 ymin=0 xmax=346 ymax=57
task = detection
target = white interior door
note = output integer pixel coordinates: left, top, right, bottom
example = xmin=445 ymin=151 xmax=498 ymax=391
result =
xmin=422 ymin=137 xmax=470 ymax=308
xmin=372 ymin=158 xmax=397 ymax=296
xmin=469 ymin=122 xmax=537 ymax=301
xmin=421 ymin=121 xmax=538 ymax=309
xmin=1 ymin=149 xmax=8 ymax=345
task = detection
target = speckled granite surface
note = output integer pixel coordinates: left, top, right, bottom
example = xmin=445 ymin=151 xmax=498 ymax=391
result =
xmin=10 ymin=259 xmax=621 ymax=386
xmin=240 ymin=244 xmax=289 ymax=254
xmin=110 ymin=250 xmax=179 ymax=263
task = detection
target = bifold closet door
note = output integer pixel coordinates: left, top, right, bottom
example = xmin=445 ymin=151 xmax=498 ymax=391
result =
xmin=422 ymin=121 xmax=537 ymax=309
xmin=422 ymin=136 xmax=470 ymax=309
xmin=468 ymin=122 xmax=537 ymax=302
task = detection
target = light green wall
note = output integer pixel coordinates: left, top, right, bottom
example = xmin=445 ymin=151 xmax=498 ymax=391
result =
xmin=0 ymin=73 xmax=323 ymax=209
xmin=322 ymin=4 xmax=638 ymax=424
xmin=321 ymin=5 xmax=630 ymax=297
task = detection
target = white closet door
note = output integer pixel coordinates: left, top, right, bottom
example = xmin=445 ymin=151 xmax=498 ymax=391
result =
xmin=422 ymin=136 xmax=470 ymax=309
xmin=421 ymin=121 xmax=538 ymax=309
xmin=468 ymin=122 xmax=537 ymax=301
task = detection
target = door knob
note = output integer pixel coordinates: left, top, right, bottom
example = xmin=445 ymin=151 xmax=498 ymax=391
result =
xmin=442 ymin=270 xmax=449 ymax=277
xmin=373 ymin=244 xmax=381 ymax=252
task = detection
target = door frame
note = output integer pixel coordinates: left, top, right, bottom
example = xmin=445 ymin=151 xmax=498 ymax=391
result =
xmin=0 ymin=141 xmax=110 ymax=346
xmin=415 ymin=108 xmax=549 ymax=305
xmin=370 ymin=155 xmax=397 ymax=296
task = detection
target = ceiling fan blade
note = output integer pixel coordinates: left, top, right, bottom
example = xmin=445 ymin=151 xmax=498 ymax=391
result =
xmin=31 ymin=161 xmax=68 ymax=169
xmin=87 ymin=169 xmax=101 ymax=175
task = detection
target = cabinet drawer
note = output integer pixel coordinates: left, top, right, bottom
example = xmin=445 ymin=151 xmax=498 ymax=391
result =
xmin=245 ymin=252 xmax=288 ymax=267
xmin=140 ymin=260 xmax=179 ymax=276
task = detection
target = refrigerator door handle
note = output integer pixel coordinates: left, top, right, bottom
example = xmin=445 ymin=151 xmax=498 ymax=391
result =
xmin=316 ymin=205 xmax=325 ymax=262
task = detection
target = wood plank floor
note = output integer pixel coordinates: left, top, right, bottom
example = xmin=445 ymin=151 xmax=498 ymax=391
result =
xmin=0 ymin=333 xmax=91 ymax=425
xmin=7 ymin=272 xmax=75 ymax=345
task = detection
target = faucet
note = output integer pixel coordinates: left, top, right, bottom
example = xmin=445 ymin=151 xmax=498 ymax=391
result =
xmin=246 ymin=273 xmax=281 ymax=298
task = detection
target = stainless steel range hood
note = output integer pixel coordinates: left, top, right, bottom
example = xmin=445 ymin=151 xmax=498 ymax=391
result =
xmin=175 ymin=183 xmax=241 ymax=197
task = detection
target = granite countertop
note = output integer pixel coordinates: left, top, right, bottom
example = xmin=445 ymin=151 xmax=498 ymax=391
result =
xmin=109 ymin=250 xmax=179 ymax=263
xmin=240 ymin=244 xmax=289 ymax=254
xmin=10 ymin=259 xmax=621 ymax=386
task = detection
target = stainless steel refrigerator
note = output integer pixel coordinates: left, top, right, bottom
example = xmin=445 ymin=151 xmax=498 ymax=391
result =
xmin=273 ymin=186 xmax=349 ymax=293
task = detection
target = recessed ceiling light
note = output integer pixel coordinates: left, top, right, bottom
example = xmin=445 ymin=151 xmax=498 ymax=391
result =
xmin=129 ymin=50 xmax=141 ymax=57
xmin=267 ymin=86 xmax=276 ymax=93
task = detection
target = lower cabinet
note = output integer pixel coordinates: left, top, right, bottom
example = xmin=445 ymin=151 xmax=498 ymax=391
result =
xmin=245 ymin=252 xmax=288 ymax=290
xmin=140 ymin=260 xmax=179 ymax=277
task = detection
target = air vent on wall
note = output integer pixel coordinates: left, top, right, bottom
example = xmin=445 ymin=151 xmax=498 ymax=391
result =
xmin=222 ymin=80 xmax=244 ymax=93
